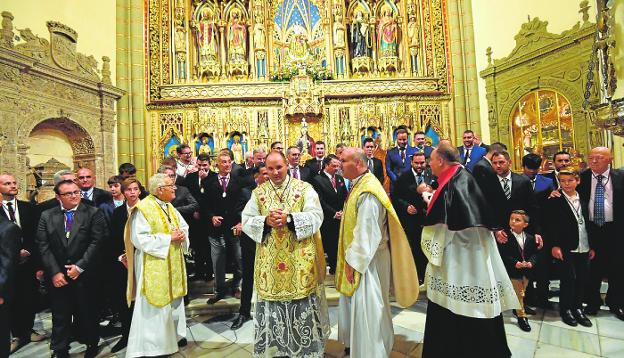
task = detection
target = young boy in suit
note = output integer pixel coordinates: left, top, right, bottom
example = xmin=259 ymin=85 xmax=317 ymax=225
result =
xmin=500 ymin=210 xmax=538 ymax=332
xmin=548 ymin=170 xmax=594 ymax=327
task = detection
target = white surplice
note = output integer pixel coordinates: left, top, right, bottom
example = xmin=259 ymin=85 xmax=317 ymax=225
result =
xmin=421 ymin=224 xmax=519 ymax=318
xmin=338 ymin=193 xmax=393 ymax=358
xmin=241 ymin=178 xmax=330 ymax=358
xmin=125 ymin=206 xmax=189 ymax=358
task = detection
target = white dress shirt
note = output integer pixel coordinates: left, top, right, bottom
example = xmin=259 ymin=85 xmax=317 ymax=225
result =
xmin=562 ymin=191 xmax=590 ymax=253
xmin=81 ymin=187 xmax=94 ymax=201
xmin=589 ymin=168 xmax=614 ymax=222
xmin=511 ymin=231 xmax=525 ymax=251
xmin=2 ymin=198 xmax=21 ymax=227
xmin=498 ymin=172 xmax=512 ymax=193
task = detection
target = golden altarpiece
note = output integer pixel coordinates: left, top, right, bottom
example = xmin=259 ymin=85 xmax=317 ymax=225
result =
xmin=480 ymin=2 xmax=603 ymax=171
xmin=145 ymin=0 xmax=455 ymax=171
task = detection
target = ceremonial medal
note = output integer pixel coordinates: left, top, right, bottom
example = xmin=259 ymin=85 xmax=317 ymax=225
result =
xmin=200 ymin=187 xmax=204 ymax=194
xmin=222 ymin=192 xmax=227 ymax=198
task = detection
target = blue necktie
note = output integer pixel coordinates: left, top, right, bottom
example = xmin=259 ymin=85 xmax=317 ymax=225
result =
xmin=64 ymin=210 xmax=75 ymax=238
xmin=594 ymin=174 xmax=605 ymax=226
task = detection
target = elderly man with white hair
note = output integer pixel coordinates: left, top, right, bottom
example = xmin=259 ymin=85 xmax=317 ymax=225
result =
xmin=124 ymin=173 xmax=190 ymax=358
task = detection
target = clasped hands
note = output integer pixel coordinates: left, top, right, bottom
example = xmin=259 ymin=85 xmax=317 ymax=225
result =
xmin=52 ymin=264 xmax=82 ymax=287
xmin=514 ymin=261 xmax=533 ymax=269
xmin=265 ymin=209 xmax=288 ymax=228
xmin=170 ymin=228 xmax=186 ymax=244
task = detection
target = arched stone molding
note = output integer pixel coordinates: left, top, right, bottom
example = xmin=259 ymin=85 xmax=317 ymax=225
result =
xmin=0 ymin=14 xmax=124 ymax=200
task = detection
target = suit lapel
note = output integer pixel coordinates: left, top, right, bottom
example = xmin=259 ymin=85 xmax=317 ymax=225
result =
xmin=52 ymin=208 xmax=69 ymax=247
xmin=68 ymin=206 xmax=83 ymax=243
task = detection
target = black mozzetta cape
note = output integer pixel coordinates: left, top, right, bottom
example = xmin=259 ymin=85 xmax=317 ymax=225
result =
xmin=424 ymin=166 xmax=495 ymax=231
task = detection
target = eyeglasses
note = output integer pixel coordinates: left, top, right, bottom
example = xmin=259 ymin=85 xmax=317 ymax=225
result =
xmin=159 ymin=184 xmax=177 ymax=190
xmin=77 ymin=176 xmax=92 ymax=180
xmin=180 ymin=152 xmax=192 ymax=156
xmin=59 ymin=190 xmax=81 ymax=197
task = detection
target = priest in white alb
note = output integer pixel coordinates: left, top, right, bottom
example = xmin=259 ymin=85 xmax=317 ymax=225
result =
xmin=124 ymin=173 xmax=189 ymax=358
xmin=336 ymin=148 xmax=420 ymax=357
xmin=242 ymin=151 xmax=329 ymax=357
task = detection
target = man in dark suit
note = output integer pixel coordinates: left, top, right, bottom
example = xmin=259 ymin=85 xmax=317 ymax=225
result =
xmin=38 ymin=170 xmax=92 ymax=214
xmin=413 ymin=131 xmax=434 ymax=159
xmin=181 ymin=153 xmax=214 ymax=281
xmin=363 ymin=138 xmax=385 ymax=183
xmin=37 ymin=179 xmax=107 ymax=358
xmin=0 ymin=215 xmax=21 ymax=357
xmin=0 ymin=174 xmax=45 ymax=353
xmin=311 ymin=155 xmax=348 ymax=274
xmin=304 ymin=141 xmax=327 ymax=177
xmin=545 ymin=171 xmax=593 ymax=327
xmin=286 ymin=146 xmax=312 ymax=182
xmin=159 ymin=166 xmax=199 ymax=223
xmin=577 ymin=147 xmax=624 ymax=320
xmin=205 ymin=152 xmax=244 ymax=304
xmin=521 ymin=154 xmax=556 ymax=308
xmin=490 ymin=151 xmax=541 ymax=242
xmin=543 ymin=151 xmax=572 ymax=189
xmin=457 ymin=130 xmax=487 ymax=172
xmin=239 ymin=148 xmax=267 ymax=187
xmin=472 ymin=142 xmax=507 ymax=212
xmin=392 ymin=152 xmax=433 ymax=283
xmin=385 ymin=128 xmax=416 ymax=185
xmin=231 ymin=164 xmax=269 ymax=330
xmin=76 ymin=167 xmax=113 ymax=207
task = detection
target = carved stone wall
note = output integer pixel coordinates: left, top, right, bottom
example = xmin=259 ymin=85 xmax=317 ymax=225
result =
xmin=0 ymin=12 xmax=124 ymax=200
xmin=480 ymin=10 xmax=599 ymax=170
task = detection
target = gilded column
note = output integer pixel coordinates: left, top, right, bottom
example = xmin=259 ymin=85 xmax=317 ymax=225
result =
xmin=116 ymin=0 xmax=147 ymax=182
xmin=446 ymin=0 xmax=481 ymax=140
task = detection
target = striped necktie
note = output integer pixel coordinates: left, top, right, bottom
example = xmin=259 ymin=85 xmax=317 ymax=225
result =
xmin=502 ymin=178 xmax=511 ymax=199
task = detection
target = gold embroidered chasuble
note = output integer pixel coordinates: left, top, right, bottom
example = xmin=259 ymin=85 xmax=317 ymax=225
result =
xmin=336 ymin=172 xmax=419 ymax=307
xmin=124 ymin=195 xmax=187 ymax=307
xmin=253 ymin=178 xmax=326 ymax=301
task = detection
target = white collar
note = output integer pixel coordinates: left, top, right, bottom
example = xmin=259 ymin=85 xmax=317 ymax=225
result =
xmin=592 ymin=167 xmax=610 ymax=178
xmin=498 ymin=171 xmax=512 ymax=181
xmin=324 ymin=170 xmax=334 ymax=179
xmin=511 ymin=230 xmax=524 ymax=240
xmin=412 ymin=168 xmax=423 ymax=177
xmin=218 ymin=173 xmax=230 ymax=180
xmin=562 ymin=190 xmax=579 ymax=201
xmin=2 ymin=198 xmax=16 ymax=205
xmin=61 ymin=203 xmax=79 ymax=212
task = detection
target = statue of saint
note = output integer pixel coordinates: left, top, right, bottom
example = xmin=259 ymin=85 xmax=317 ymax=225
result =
xmin=253 ymin=8 xmax=265 ymax=50
xmin=198 ymin=8 xmax=218 ymax=63
xmin=198 ymin=135 xmax=212 ymax=156
xmin=296 ymin=118 xmax=316 ymax=156
xmin=407 ymin=14 xmax=420 ymax=74
xmin=378 ymin=6 xmax=398 ymax=57
xmin=288 ymin=29 xmax=309 ymax=62
xmin=351 ymin=10 xmax=370 ymax=58
xmin=228 ymin=9 xmax=247 ymax=62
xmin=231 ymin=135 xmax=244 ymax=164
xmin=333 ymin=14 xmax=346 ymax=48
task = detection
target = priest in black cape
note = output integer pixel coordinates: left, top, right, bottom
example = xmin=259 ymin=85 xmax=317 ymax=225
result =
xmin=421 ymin=144 xmax=519 ymax=358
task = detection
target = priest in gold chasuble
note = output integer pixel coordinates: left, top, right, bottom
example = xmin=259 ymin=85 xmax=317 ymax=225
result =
xmin=242 ymin=151 xmax=329 ymax=358
xmin=125 ymin=174 xmax=190 ymax=358
xmin=336 ymin=148 xmax=419 ymax=358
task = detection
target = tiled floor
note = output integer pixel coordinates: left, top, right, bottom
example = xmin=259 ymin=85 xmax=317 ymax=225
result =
xmin=11 ymin=282 xmax=624 ymax=357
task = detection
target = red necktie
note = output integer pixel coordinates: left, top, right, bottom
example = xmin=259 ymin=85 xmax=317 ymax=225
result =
xmin=331 ymin=176 xmax=336 ymax=190
xmin=220 ymin=177 xmax=228 ymax=192
xmin=293 ymin=167 xmax=299 ymax=179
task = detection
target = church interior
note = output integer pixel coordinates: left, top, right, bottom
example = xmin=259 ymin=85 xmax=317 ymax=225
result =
xmin=2 ymin=0 xmax=624 ymax=357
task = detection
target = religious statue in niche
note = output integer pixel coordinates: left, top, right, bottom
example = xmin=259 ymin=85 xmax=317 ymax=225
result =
xmin=228 ymin=133 xmax=247 ymax=164
xmin=194 ymin=6 xmax=220 ymax=79
xmin=228 ymin=9 xmax=247 ymax=63
xmin=253 ymin=4 xmax=266 ymax=78
xmin=406 ymin=10 xmax=420 ymax=75
xmin=258 ymin=111 xmax=270 ymax=138
xmin=339 ymin=107 xmax=351 ymax=142
xmin=195 ymin=133 xmax=214 ymax=156
xmin=378 ymin=5 xmax=398 ymax=57
xmin=351 ymin=10 xmax=371 ymax=58
xmin=333 ymin=7 xmax=347 ymax=77
xmin=296 ymin=118 xmax=316 ymax=156
xmin=174 ymin=0 xmax=187 ymax=82
xmin=287 ymin=26 xmax=310 ymax=63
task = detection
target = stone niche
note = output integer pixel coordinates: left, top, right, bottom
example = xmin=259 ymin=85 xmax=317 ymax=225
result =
xmin=0 ymin=11 xmax=124 ymax=201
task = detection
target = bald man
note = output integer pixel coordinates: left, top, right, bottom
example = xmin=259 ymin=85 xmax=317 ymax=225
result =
xmin=577 ymin=147 xmax=624 ymax=320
